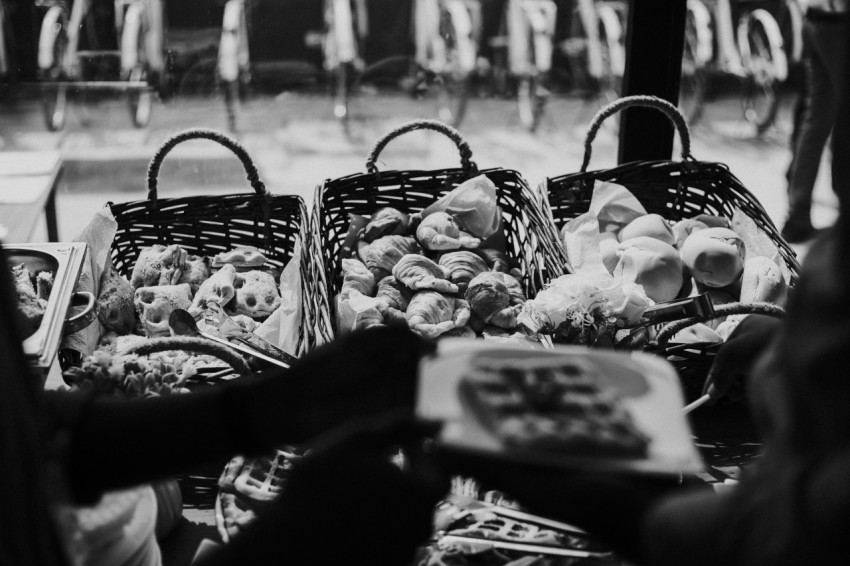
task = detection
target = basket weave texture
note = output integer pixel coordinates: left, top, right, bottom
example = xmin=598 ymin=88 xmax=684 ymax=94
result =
xmin=106 ymin=128 xmax=316 ymax=355
xmin=309 ymin=120 xmax=568 ymax=344
xmin=543 ymin=96 xmax=801 ymax=390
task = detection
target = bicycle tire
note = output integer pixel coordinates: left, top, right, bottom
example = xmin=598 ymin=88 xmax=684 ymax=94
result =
xmin=38 ymin=5 xmax=69 ymax=132
xmin=739 ymin=12 xmax=784 ymax=133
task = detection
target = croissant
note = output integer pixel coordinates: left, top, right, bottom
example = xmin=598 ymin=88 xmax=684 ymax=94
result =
xmin=416 ymin=212 xmax=480 ymax=251
xmin=392 ymin=254 xmax=458 ymax=294
xmin=465 ymin=272 xmax=522 ymax=328
xmin=375 ymin=276 xmax=413 ymax=325
xmin=440 ymin=325 xmax=477 ymax=339
xmin=340 ymin=258 xmax=376 ymax=300
xmin=405 ymin=291 xmax=471 ymax=338
xmin=438 ymin=251 xmax=488 ymax=293
xmin=363 ymin=235 xmax=422 ymax=280
xmin=474 ymin=248 xmax=520 ymax=279
xmin=363 ymin=207 xmax=413 ymax=242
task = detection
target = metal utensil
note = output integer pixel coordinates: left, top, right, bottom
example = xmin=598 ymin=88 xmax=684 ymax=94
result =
xmin=168 ymin=309 xmax=291 ymax=370
xmin=202 ymin=302 xmax=298 ymax=365
xmin=683 ymin=393 xmax=712 ymax=414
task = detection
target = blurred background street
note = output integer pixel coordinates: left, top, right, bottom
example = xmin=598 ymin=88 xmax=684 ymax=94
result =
xmin=0 ymin=86 xmax=837 ymax=260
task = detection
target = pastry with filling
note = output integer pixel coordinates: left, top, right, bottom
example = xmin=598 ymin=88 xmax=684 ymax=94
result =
xmin=465 ymin=272 xmax=523 ymax=328
xmin=393 ymin=254 xmax=458 ymax=294
xmin=459 ymin=356 xmax=650 ymax=458
xmin=134 ymin=284 xmax=193 ymax=337
xmin=131 ymin=245 xmax=189 ymax=288
xmin=232 ymin=270 xmax=281 ymax=319
xmin=98 ymin=262 xmax=136 ymax=334
xmin=190 ymin=264 xmax=237 ymax=316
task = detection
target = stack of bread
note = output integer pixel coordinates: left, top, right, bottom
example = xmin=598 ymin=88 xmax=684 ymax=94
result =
xmin=335 ymin=175 xmax=539 ymax=348
xmin=564 ymin=209 xmax=788 ymax=344
xmin=95 ymin=244 xmax=284 ymax=356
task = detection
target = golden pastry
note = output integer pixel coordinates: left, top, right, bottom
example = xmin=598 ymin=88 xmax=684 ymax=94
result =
xmin=131 ymin=245 xmax=189 ymax=289
xmin=232 ymin=270 xmax=281 ymax=319
xmin=405 ymin=291 xmax=471 ymax=339
xmin=392 ymin=254 xmax=458 ymax=294
xmin=362 ymin=235 xmax=422 ymax=280
xmin=134 ymin=284 xmax=193 ymax=337
xmin=190 ymin=264 xmax=238 ymax=316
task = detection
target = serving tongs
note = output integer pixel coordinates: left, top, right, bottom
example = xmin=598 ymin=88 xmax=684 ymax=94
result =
xmin=168 ymin=308 xmax=293 ymax=370
xmin=438 ymin=496 xmax=613 ymax=559
xmin=202 ymin=302 xmax=298 ymax=366
xmin=630 ymin=293 xmax=715 ymax=328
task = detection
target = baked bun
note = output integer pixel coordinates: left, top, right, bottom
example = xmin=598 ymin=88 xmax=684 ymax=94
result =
xmin=680 ymin=227 xmax=745 ymax=288
xmin=618 ymin=214 xmax=675 ymax=246
xmin=670 ymin=322 xmax=723 ymax=344
xmin=614 ymin=237 xmax=684 ymax=303
xmin=740 ymin=256 xmax=787 ymax=305
xmin=672 ymin=218 xmax=709 ymax=249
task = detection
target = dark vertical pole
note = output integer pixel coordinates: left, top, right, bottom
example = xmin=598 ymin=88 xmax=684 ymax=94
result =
xmin=618 ymin=0 xmax=688 ymax=164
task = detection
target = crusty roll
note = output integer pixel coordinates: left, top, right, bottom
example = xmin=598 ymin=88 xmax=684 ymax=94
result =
xmin=679 ymin=227 xmax=745 ymax=288
xmin=670 ymin=322 xmax=723 ymax=344
xmin=672 ymin=218 xmax=708 ymax=249
xmin=614 ymin=236 xmax=684 ymax=303
xmin=618 ymin=213 xmax=676 ymax=247
xmin=740 ymin=256 xmax=788 ymax=305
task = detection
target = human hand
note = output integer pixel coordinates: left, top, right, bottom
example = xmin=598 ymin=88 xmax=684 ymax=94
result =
xmin=703 ymin=315 xmax=782 ymax=403
xmin=279 ymin=326 xmax=436 ymax=442
xmin=202 ymin=413 xmax=449 ymax=566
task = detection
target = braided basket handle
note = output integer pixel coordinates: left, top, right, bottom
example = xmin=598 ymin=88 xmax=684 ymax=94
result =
xmin=147 ymin=128 xmax=267 ymax=204
xmin=581 ymin=95 xmax=693 ymax=172
xmin=123 ymin=336 xmax=251 ymax=376
xmin=653 ymin=301 xmax=786 ymax=348
xmin=365 ymin=119 xmax=478 ymax=175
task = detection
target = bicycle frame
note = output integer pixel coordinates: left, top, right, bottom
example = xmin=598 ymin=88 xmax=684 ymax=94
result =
xmin=414 ymin=0 xmax=480 ymax=75
xmin=506 ymin=0 xmax=556 ymax=76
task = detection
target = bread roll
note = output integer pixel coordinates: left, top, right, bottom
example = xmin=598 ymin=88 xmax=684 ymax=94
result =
xmin=670 ymin=323 xmax=723 ymax=344
xmin=740 ymin=256 xmax=788 ymax=305
xmin=680 ymin=227 xmax=745 ymax=288
xmin=618 ymin=213 xmax=676 ymax=246
xmin=672 ymin=218 xmax=708 ymax=249
xmin=614 ymin=237 xmax=684 ymax=303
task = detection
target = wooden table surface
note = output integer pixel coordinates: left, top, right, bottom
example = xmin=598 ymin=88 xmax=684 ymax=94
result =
xmin=0 ymin=151 xmax=63 ymax=243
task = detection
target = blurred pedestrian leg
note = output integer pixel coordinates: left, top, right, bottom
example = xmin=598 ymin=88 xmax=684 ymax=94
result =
xmin=783 ymin=6 xmax=846 ymax=243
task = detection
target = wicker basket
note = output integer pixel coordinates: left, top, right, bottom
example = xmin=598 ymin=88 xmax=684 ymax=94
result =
xmin=650 ymin=302 xmax=786 ymax=400
xmin=543 ymin=96 xmax=801 ymax=389
xmin=309 ymin=119 xmax=568 ymax=343
xmin=106 ymin=128 xmax=316 ymax=355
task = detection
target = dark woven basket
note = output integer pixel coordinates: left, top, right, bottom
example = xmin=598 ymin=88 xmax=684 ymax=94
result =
xmin=544 ymin=96 xmax=800 ymax=389
xmin=649 ymin=301 xmax=786 ymax=401
xmin=310 ymin=119 xmax=568 ymax=343
xmin=107 ymin=128 xmax=315 ymax=355
xmin=545 ymin=96 xmax=800 ymax=282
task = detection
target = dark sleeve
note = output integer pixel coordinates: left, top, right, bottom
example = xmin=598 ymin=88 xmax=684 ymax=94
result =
xmin=803 ymin=448 xmax=850 ymax=541
xmin=642 ymin=489 xmax=738 ymax=566
xmin=44 ymin=371 xmax=297 ymax=504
